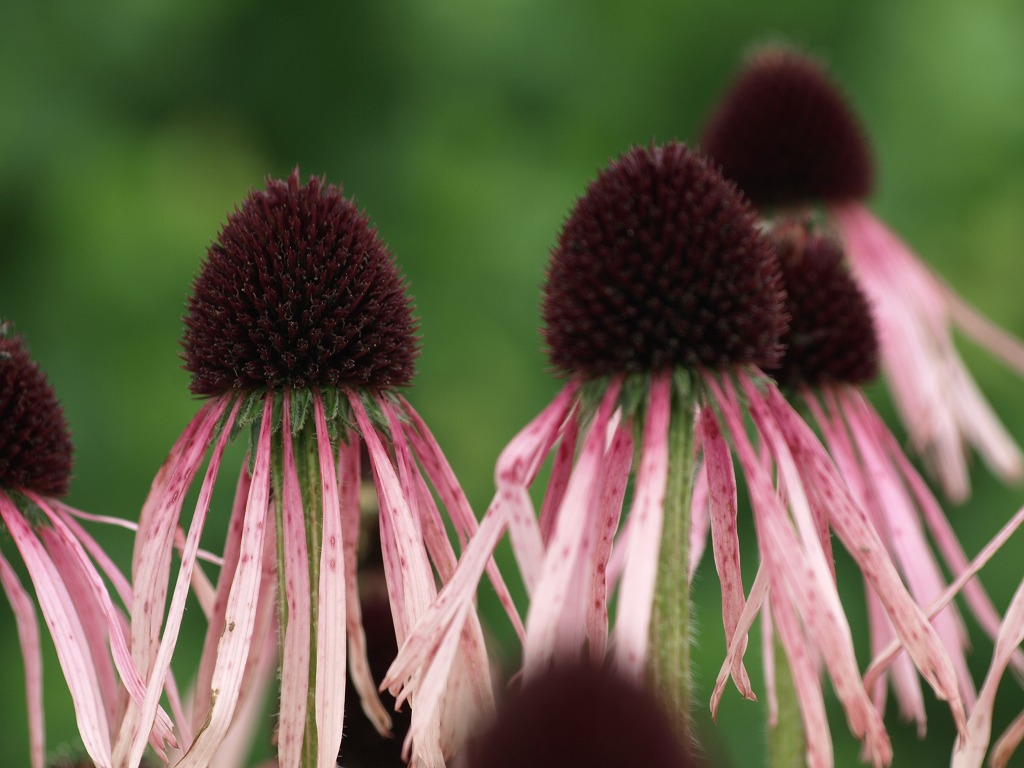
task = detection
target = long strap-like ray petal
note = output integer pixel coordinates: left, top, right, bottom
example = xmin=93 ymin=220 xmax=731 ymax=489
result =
xmin=699 ymin=406 xmax=753 ymax=698
xmin=276 ymin=391 xmax=312 ymax=768
xmin=992 ymin=708 xmax=1024 ymax=768
xmin=312 ymin=389 xmax=349 ymax=768
xmin=952 ymin=577 xmax=1024 ymax=768
xmin=0 ymin=551 xmax=45 ymax=768
xmin=525 ymin=379 xmax=621 ymax=676
xmin=0 ymin=491 xmax=112 ymax=766
xmin=177 ymin=398 xmax=273 ymax=768
xmin=612 ymin=372 xmax=670 ymax=677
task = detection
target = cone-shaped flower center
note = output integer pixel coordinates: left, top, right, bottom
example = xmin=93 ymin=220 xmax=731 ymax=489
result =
xmin=767 ymin=220 xmax=879 ymax=388
xmin=543 ymin=142 xmax=786 ymax=377
xmin=0 ymin=330 xmax=73 ymax=496
xmin=700 ymin=47 xmax=873 ymax=209
xmin=183 ymin=169 xmax=418 ymax=395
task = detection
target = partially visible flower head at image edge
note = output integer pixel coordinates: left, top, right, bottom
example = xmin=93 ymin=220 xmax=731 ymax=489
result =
xmin=700 ymin=44 xmax=1024 ymax=502
xmin=385 ymin=142 xmax=967 ymax=768
xmin=118 ymin=170 xmax=516 ymax=768
xmin=0 ymin=327 xmax=175 ymax=768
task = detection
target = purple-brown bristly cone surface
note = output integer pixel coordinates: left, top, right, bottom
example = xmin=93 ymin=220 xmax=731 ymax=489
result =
xmin=700 ymin=46 xmax=873 ymax=210
xmin=183 ymin=170 xmax=418 ymax=394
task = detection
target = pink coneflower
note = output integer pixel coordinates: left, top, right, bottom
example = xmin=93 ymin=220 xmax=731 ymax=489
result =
xmin=0 ymin=327 xmax=175 ymax=768
xmin=759 ymin=220 xmax=1024 ymax=738
xmin=700 ymin=46 xmax=1024 ymax=501
xmin=120 ymin=171 xmax=509 ymax=768
xmin=386 ymin=142 xmax=965 ymax=767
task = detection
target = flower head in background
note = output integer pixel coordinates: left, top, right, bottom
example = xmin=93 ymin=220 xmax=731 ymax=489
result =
xmin=464 ymin=662 xmax=697 ymax=768
xmin=387 ymin=142 xmax=965 ymax=767
xmin=121 ymin=171 xmax=510 ymax=768
xmin=756 ymin=220 xmax=1024 ymax=739
xmin=0 ymin=327 xmax=173 ymax=768
xmin=700 ymin=45 xmax=1024 ymax=501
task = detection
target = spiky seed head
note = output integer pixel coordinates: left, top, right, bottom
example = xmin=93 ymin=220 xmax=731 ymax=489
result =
xmin=543 ymin=142 xmax=787 ymax=378
xmin=700 ymin=47 xmax=874 ymax=209
xmin=0 ymin=330 xmax=73 ymax=497
xmin=183 ymin=170 xmax=418 ymax=396
xmin=768 ymin=219 xmax=879 ymax=388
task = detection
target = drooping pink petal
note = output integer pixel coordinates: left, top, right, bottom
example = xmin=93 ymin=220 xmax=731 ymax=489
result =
xmin=210 ymin=638 xmax=278 ymax=768
xmin=539 ymin=407 xmax=580 ymax=546
xmin=761 ymin=593 xmax=776 ymax=726
xmin=759 ymin=381 xmax=967 ymax=735
xmin=0 ymin=550 xmax=45 ymax=768
xmin=688 ymin=457 xmax=710 ymax=581
xmin=336 ymin=433 xmax=392 ymax=735
xmin=952 ymin=577 xmax=1024 ymax=768
xmin=177 ymin=399 xmax=274 ymax=768
xmin=700 ymin=406 xmax=752 ymax=697
xmin=276 ymin=392 xmax=312 ymax=768
xmin=192 ymin=464 xmax=251 ymax=734
xmin=833 ymin=203 xmax=1024 ymax=498
xmin=402 ymin=408 xmax=524 ymax=639
xmin=312 ymin=389 xmax=349 ymax=768
xmin=992 ymin=708 xmax=1024 ymax=768
xmin=771 ymin=587 xmax=834 ymax=768
xmin=611 ymin=373 xmax=670 ymax=677
xmin=0 ymin=493 xmax=112 ymax=766
xmin=496 ymin=381 xmax=581 ymax=593
xmin=131 ymin=397 xmax=230 ymax=689
xmin=711 ymin=563 xmax=768 ymax=716
xmin=525 ymin=379 xmax=621 ymax=675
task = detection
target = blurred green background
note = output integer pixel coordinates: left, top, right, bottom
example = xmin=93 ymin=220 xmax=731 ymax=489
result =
xmin=2 ymin=0 xmax=1024 ymax=766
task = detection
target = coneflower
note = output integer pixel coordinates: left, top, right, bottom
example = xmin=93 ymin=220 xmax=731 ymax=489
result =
xmin=119 ymin=171 xmax=511 ymax=768
xmin=0 ymin=327 xmax=173 ymax=768
xmin=753 ymin=220 xmax=1024 ymax=743
xmin=386 ymin=142 xmax=965 ymax=767
xmin=700 ymin=45 xmax=1024 ymax=502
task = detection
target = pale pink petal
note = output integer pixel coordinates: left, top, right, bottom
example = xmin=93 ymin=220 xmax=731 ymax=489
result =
xmin=771 ymin=588 xmax=834 ymax=768
xmin=177 ymin=400 xmax=274 ymax=768
xmin=0 ymin=551 xmax=45 ymax=768
xmin=761 ymin=382 xmax=967 ymax=735
xmin=276 ymin=392 xmax=312 ymax=768
xmin=952 ymin=578 xmax=1024 ymax=768
xmin=526 ymin=379 xmax=621 ymax=675
xmin=700 ymin=406 xmax=752 ymax=696
xmin=192 ymin=464 xmax=251 ymax=733
xmin=612 ymin=373 xmax=670 ymax=677
xmin=833 ymin=203 xmax=1024 ymax=498
xmin=688 ymin=457 xmax=710 ymax=581
xmin=131 ymin=398 xmax=230 ymax=689
xmin=539 ymin=408 xmax=580 ymax=545
xmin=496 ymin=381 xmax=581 ymax=593
xmin=586 ymin=420 xmax=632 ymax=660
xmin=992 ymin=708 xmax=1024 ymax=768
xmin=761 ymin=594 xmax=776 ymax=726
xmin=336 ymin=434 xmax=392 ymax=735
xmin=0 ymin=494 xmax=111 ymax=765
xmin=211 ymin=639 xmax=278 ymax=768
xmin=312 ymin=390 xmax=349 ymax=768
xmin=401 ymin=404 xmax=523 ymax=639
xmin=711 ymin=564 xmax=768 ymax=716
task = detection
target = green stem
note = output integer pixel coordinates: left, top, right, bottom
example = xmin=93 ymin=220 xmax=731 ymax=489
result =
xmin=767 ymin=634 xmax=804 ymax=768
xmin=649 ymin=387 xmax=696 ymax=744
xmin=271 ymin=424 xmax=322 ymax=768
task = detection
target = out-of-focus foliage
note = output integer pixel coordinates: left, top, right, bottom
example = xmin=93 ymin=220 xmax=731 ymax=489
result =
xmin=1 ymin=1 xmax=1023 ymax=766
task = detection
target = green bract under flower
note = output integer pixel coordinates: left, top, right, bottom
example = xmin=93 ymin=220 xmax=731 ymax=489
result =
xmin=542 ymin=142 xmax=787 ymax=379
xmin=183 ymin=169 xmax=418 ymax=396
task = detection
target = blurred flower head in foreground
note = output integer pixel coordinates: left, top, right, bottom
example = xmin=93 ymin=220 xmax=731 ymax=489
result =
xmin=1 ymin=327 xmax=172 ymax=768
xmin=386 ymin=142 xmax=966 ymax=768
xmin=120 ymin=171 xmax=509 ymax=768
xmin=701 ymin=45 xmax=1024 ymax=502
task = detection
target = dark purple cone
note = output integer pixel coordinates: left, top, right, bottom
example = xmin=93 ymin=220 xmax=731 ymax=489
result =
xmin=183 ymin=170 xmax=418 ymax=395
xmin=701 ymin=47 xmax=873 ymax=209
xmin=463 ymin=663 xmax=698 ymax=768
xmin=767 ymin=220 xmax=879 ymax=388
xmin=543 ymin=142 xmax=787 ymax=377
xmin=0 ymin=332 xmax=73 ymax=497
